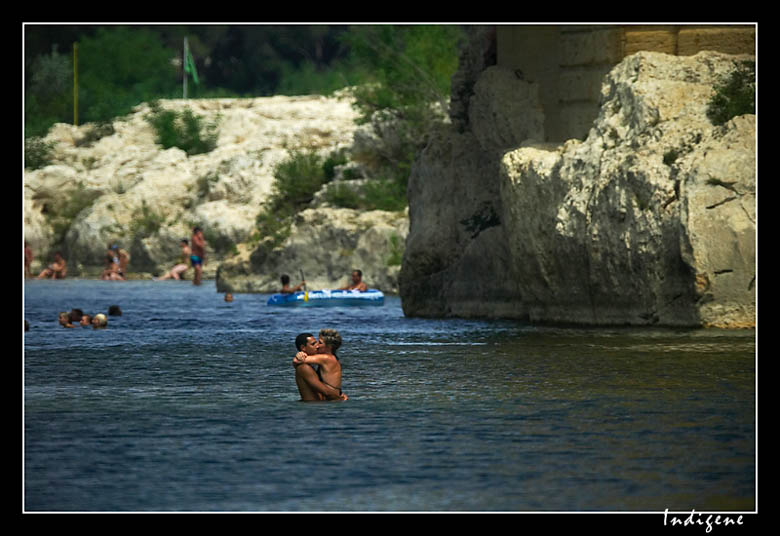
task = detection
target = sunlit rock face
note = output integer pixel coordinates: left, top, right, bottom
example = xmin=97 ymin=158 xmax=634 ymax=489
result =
xmin=401 ymin=51 xmax=755 ymax=328
xmin=25 ymin=94 xmax=407 ymax=289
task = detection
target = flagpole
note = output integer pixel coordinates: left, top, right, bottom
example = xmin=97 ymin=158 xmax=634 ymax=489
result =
xmin=183 ymin=37 xmax=188 ymax=99
xmin=73 ymin=42 xmax=78 ymax=125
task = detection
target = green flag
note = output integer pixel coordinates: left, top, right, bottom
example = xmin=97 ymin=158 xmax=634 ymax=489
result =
xmin=184 ymin=48 xmax=199 ymax=85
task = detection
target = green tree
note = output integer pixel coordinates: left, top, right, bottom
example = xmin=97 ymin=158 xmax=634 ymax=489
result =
xmin=76 ymin=26 xmax=179 ymax=124
xmin=25 ymin=26 xmax=180 ymax=136
xmin=338 ymin=25 xmax=464 ymax=207
xmin=25 ymin=45 xmax=73 ymax=137
xmin=342 ymin=25 xmax=462 ymax=124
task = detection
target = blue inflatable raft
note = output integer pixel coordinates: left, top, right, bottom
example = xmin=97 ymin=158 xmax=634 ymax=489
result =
xmin=266 ymin=289 xmax=385 ymax=307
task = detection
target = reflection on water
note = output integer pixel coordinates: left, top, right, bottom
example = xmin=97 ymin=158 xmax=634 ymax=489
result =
xmin=24 ymin=280 xmax=755 ymax=512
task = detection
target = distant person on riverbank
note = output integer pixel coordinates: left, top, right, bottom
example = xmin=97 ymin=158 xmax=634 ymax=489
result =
xmin=36 ymin=252 xmax=67 ymax=279
xmin=280 ymin=274 xmax=305 ymax=294
xmin=101 ymin=244 xmax=130 ymax=281
xmin=338 ymin=270 xmax=367 ymax=292
xmin=190 ymin=227 xmax=206 ymax=286
xmin=292 ymin=330 xmax=346 ymax=401
xmin=25 ymin=241 xmax=34 ymax=278
xmin=156 ymin=239 xmax=191 ymax=281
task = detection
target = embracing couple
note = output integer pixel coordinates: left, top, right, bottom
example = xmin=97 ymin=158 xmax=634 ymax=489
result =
xmin=293 ymin=329 xmax=348 ymax=401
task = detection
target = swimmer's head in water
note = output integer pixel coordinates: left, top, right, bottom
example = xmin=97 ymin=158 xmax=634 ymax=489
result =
xmin=92 ymin=313 xmax=108 ymax=328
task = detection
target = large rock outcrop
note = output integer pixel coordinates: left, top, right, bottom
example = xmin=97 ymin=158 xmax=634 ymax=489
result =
xmin=216 ymin=207 xmax=408 ymax=293
xmin=24 ymin=94 xmax=409 ymax=291
xmin=400 ymin=51 xmax=755 ymax=328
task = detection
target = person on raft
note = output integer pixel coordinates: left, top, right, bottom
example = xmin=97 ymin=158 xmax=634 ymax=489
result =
xmin=338 ymin=269 xmax=368 ymax=292
xmin=280 ymin=274 xmax=306 ymax=294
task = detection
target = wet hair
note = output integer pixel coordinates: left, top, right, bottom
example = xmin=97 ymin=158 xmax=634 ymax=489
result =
xmin=319 ymin=329 xmax=342 ymax=355
xmin=180 ymin=239 xmax=188 ymax=245
xmin=295 ymin=332 xmax=314 ymax=351
xmin=69 ymin=308 xmax=84 ymax=322
xmin=281 ymin=274 xmax=290 ymax=285
xmin=108 ymin=305 xmax=122 ymax=316
xmin=93 ymin=313 xmax=107 ymax=328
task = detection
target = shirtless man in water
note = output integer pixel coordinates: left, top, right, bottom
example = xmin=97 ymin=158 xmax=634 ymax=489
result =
xmin=293 ymin=330 xmax=347 ymax=401
xmin=190 ymin=227 xmax=206 ymax=286
xmin=338 ymin=270 xmax=367 ymax=292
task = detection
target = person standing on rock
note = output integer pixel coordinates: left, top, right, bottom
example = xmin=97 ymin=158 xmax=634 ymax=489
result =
xmin=190 ymin=227 xmax=207 ymax=286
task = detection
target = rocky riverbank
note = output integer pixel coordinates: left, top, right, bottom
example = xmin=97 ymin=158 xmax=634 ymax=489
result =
xmin=24 ymin=93 xmax=410 ymax=292
xmin=400 ymin=50 xmax=755 ymax=328
xmin=24 ymin=47 xmax=756 ymax=327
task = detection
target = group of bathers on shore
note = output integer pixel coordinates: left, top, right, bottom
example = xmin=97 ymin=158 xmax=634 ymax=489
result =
xmin=26 ymin=227 xmax=209 ymax=285
xmin=154 ymin=227 xmax=207 ymax=285
xmin=27 ymin=227 xmax=370 ymax=298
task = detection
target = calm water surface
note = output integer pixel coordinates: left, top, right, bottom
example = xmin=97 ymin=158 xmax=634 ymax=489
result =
xmin=23 ymin=280 xmax=756 ymax=512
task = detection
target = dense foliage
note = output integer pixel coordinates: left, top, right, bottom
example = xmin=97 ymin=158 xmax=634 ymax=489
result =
xmin=25 ymin=25 xmax=463 ymax=137
xmin=26 ymin=24 xmax=464 ymax=255
xmin=145 ymin=102 xmax=219 ymax=156
xmin=252 ymin=150 xmax=331 ymax=252
xmin=25 ymin=26 xmax=181 ymax=137
xmin=707 ymin=60 xmax=756 ymax=126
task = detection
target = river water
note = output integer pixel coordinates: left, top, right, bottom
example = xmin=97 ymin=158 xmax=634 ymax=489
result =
xmin=23 ymin=279 xmax=756 ymax=512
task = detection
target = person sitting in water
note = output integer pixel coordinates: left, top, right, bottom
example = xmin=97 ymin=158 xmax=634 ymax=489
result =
xmin=92 ymin=313 xmax=108 ymax=329
xmin=338 ymin=269 xmax=368 ymax=292
xmin=292 ymin=330 xmax=347 ymax=401
xmin=79 ymin=314 xmax=92 ymax=327
xmin=36 ymin=252 xmax=67 ymax=279
xmin=280 ymin=274 xmax=306 ymax=294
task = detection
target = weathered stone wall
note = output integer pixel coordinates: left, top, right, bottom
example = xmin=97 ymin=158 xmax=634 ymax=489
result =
xmin=401 ymin=47 xmax=756 ymax=327
xmin=496 ymin=25 xmax=755 ymax=141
